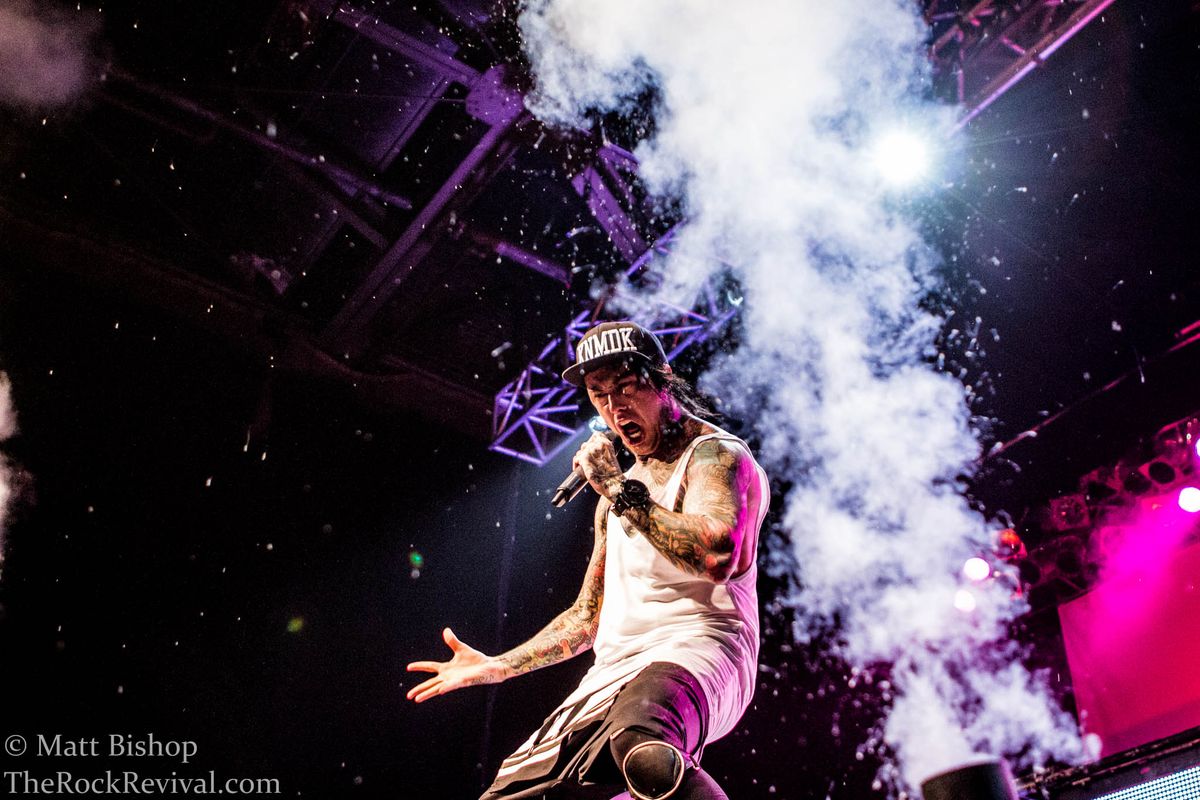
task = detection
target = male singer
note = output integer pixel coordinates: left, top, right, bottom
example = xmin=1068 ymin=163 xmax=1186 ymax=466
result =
xmin=407 ymin=321 xmax=769 ymax=800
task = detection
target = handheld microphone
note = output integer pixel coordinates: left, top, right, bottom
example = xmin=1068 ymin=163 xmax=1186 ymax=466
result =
xmin=551 ymin=420 xmax=619 ymax=508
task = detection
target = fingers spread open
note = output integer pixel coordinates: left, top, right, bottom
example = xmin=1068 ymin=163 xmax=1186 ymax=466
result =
xmin=405 ymin=676 xmax=436 ymax=701
xmin=407 ymin=677 xmax=445 ymax=703
xmin=406 ymin=661 xmax=441 ymax=673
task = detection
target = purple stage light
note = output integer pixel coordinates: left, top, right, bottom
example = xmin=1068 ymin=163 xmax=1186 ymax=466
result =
xmin=1179 ymin=486 xmax=1200 ymax=513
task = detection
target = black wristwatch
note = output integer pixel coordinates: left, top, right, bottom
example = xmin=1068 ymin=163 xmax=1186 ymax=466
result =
xmin=611 ymin=479 xmax=652 ymax=517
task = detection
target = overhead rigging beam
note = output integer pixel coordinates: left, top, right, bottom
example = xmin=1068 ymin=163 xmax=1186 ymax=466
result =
xmin=928 ymin=0 xmax=1119 ymax=131
xmin=570 ymin=164 xmax=648 ymax=264
xmin=468 ymin=231 xmax=572 ymax=286
xmin=320 ymin=65 xmax=529 ymax=356
xmin=0 ymin=207 xmax=492 ymax=436
xmin=310 ymin=0 xmax=481 ymax=86
xmin=101 ymin=70 xmax=414 ymax=217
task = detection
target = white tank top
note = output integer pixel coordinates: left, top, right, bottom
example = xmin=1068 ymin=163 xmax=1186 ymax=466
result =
xmin=588 ymin=426 xmax=769 ymax=741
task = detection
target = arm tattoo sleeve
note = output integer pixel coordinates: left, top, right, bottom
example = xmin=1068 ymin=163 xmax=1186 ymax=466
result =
xmin=621 ymin=440 xmax=747 ymax=582
xmin=496 ymin=499 xmax=609 ymax=677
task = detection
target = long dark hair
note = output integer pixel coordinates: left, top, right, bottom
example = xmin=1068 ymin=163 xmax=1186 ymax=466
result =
xmin=646 ymin=364 xmax=723 ymax=423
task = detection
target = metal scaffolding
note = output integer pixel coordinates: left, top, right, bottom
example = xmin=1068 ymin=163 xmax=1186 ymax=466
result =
xmin=490 ymin=227 xmax=740 ymax=465
xmin=926 ymin=0 xmax=1119 ymax=130
xmin=491 ymin=0 xmax=1118 ymax=464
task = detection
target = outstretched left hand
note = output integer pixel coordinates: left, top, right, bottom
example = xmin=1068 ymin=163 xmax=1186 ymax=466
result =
xmin=405 ymin=628 xmax=509 ymax=703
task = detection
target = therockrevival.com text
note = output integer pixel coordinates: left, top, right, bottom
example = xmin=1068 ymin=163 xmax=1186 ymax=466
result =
xmin=37 ymin=734 xmax=198 ymax=764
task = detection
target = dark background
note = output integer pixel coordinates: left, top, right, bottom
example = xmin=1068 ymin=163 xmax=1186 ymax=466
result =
xmin=1 ymin=1 xmax=1199 ymax=798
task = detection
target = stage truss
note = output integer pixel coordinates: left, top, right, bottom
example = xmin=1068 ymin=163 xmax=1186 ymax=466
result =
xmin=490 ymin=227 xmax=741 ymax=465
xmin=491 ymin=0 xmax=1118 ymax=464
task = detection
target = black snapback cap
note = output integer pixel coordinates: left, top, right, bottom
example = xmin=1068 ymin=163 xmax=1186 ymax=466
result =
xmin=562 ymin=321 xmax=669 ymax=387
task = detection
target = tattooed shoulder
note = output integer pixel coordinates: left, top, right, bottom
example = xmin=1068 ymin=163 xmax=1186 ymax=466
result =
xmin=692 ymin=437 xmax=742 ymax=466
xmin=682 ymin=437 xmax=743 ymax=490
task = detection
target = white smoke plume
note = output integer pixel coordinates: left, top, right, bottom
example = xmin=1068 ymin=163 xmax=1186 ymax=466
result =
xmin=519 ymin=0 xmax=1081 ymax=794
xmin=0 ymin=0 xmax=100 ymax=111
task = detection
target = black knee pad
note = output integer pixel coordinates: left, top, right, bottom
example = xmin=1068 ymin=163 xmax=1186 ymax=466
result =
xmin=619 ymin=740 xmax=686 ymax=800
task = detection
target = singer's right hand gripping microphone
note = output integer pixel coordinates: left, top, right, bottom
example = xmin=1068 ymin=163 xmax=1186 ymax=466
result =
xmin=551 ymin=423 xmax=619 ymax=508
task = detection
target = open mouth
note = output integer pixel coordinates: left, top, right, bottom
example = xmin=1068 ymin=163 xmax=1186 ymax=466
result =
xmin=618 ymin=420 xmax=645 ymax=445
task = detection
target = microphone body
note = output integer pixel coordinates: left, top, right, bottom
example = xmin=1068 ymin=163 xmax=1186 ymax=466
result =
xmin=551 ymin=430 xmax=620 ymax=507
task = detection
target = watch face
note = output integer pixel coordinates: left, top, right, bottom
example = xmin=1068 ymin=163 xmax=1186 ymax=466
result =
xmin=623 ymin=480 xmax=650 ymax=507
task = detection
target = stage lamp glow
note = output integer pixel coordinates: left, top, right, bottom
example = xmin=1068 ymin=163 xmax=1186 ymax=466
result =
xmin=1179 ymin=486 xmax=1200 ymax=513
xmin=870 ymin=129 xmax=930 ymax=187
xmin=963 ymin=557 xmax=991 ymax=582
xmin=954 ymin=589 xmax=977 ymax=613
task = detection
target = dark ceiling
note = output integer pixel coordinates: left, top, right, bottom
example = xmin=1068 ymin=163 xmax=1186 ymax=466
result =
xmin=0 ymin=0 xmax=1198 ymax=462
xmin=0 ymin=0 xmax=671 ymax=439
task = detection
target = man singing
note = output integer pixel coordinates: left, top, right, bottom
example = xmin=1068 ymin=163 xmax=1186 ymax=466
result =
xmin=407 ymin=321 xmax=769 ymax=800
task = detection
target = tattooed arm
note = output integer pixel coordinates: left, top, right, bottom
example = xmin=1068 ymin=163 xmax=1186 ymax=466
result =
xmin=405 ymin=499 xmax=608 ymax=702
xmin=495 ymin=497 xmax=608 ymax=676
xmin=619 ymin=439 xmax=753 ymax=583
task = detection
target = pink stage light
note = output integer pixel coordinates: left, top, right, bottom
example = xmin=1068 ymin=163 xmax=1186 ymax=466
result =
xmin=962 ymin=557 xmax=991 ymax=582
xmin=1060 ymin=541 xmax=1200 ymax=757
xmin=1179 ymin=486 xmax=1200 ymax=513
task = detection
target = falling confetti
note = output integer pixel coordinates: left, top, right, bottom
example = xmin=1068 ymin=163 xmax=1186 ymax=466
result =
xmin=520 ymin=0 xmax=1082 ymax=792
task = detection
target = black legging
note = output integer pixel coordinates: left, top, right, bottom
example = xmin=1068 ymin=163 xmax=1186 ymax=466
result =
xmin=482 ymin=662 xmax=732 ymax=800
xmin=596 ymin=662 xmax=729 ymax=800
xmin=608 ymin=727 xmax=729 ymax=800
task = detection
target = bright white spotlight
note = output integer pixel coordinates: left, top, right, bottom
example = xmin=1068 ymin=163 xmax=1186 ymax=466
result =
xmin=1179 ymin=486 xmax=1200 ymax=513
xmin=954 ymin=589 xmax=977 ymax=613
xmin=962 ymin=557 xmax=991 ymax=582
xmin=871 ymin=129 xmax=929 ymax=187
